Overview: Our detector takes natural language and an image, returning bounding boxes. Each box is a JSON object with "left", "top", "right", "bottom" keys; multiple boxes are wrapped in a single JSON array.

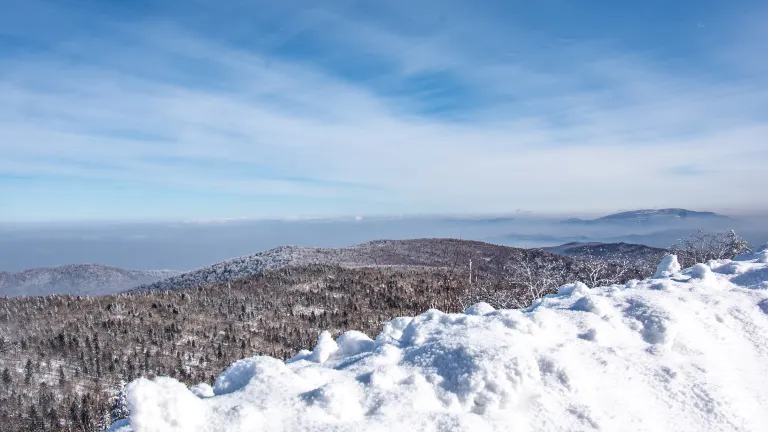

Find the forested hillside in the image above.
[
  {"left": 132, "top": 239, "right": 551, "bottom": 292},
  {"left": 0, "top": 238, "right": 680, "bottom": 431},
  {"left": 1, "top": 265, "right": 470, "bottom": 431},
  {"left": 0, "top": 265, "right": 181, "bottom": 297},
  {"left": 112, "top": 247, "right": 768, "bottom": 432},
  {"left": 0, "top": 253, "right": 644, "bottom": 431}
]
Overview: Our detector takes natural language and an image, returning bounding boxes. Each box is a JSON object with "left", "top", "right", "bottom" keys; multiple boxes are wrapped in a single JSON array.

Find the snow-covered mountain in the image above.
[
  {"left": 111, "top": 246, "right": 768, "bottom": 432},
  {"left": 563, "top": 208, "right": 728, "bottom": 225},
  {"left": 0, "top": 264, "right": 182, "bottom": 297},
  {"left": 544, "top": 241, "right": 668, "bottom": 261},
  {"left": 133, "top": 239, "right": 551, "bottom": 293}
]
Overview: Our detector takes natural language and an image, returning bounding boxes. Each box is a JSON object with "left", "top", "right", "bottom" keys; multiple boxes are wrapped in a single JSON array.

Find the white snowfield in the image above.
[{"left": 111, "top": 246, "right": 768, "bottom": 432}]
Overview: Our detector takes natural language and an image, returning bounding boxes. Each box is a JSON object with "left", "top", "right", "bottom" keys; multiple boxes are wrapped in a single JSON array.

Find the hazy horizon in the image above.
[
  {"left": 3, "top": 211, "right": 767, "bottom": 272},
  {"left": 2, "top": 206, "right": 768, "bottom": 226},
  {"left": 2, "top": 2, "right": 768, "bottom": 431},
  {"left": 3, "top": 0, "right": 768, "bottom": 221},
  {"left": 2, "top": 0, "right": 766, "bottom": 268}
]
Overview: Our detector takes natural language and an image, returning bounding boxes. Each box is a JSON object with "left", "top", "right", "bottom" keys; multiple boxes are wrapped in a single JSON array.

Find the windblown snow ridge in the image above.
[{"left": 112, "top": 246, "right": 768, "bottom": 432}]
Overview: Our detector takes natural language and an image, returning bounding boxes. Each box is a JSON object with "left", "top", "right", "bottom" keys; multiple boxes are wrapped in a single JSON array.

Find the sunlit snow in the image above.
[{"left": 111, "top": 246, "right": 768, "bottom": 432}]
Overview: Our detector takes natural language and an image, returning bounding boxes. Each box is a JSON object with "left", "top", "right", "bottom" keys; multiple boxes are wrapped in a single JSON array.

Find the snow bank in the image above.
[{"left": 111, "top": 253, "right": 768, "bottom": 432}]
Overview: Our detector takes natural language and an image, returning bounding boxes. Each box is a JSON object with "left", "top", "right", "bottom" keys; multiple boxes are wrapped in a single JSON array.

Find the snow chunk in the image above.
[
  {"left": 686, "top": 263, "right": 715, "bottom": 281},
  {"left": 375, "top": 316, "right": 413, "bottom": 345},
  {"left": 464, "top": 302, "right": 496, "bottom": 315},
  {"left": 557, "top": 281, "right": 589, "bottom": 297},
  {"left": 307, "top": 331, "right": 338, "bottom": 363},
  {"left": 286, "top": 349, "right": 312, "bottom": 363},
  {"left": 188, "top": 383, "right": 214, "bottom": 398},
  {"left": 213, "top": 356, "right": 291, "bottom": 395},
  {"left": 333, "top": 331, "right": 375, "bottom": 359},
  {"left": 653, "top": 254, "right": 681, "bottom": 278},
  {"left": 126, "top": 377, "right": 207, "bottom": 431},
  {"left": 571, "top": 294, "right": 610, "bottom": 316},
  {"left": 113, "top": 254, "right": 768, "bottom": 432}
]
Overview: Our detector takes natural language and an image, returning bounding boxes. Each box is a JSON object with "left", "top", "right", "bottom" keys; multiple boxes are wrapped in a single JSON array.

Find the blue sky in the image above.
[{"left": 1, "top": 0, "right": 767, "bottom": 221}]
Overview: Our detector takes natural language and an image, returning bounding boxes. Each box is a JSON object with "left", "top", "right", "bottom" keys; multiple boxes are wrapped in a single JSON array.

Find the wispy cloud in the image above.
[{"left": 1, "top": 0, "right": 767, "bottom": 220}]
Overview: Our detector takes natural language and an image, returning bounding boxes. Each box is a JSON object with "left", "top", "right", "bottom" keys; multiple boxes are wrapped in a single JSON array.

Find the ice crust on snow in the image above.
[{"left": 112, "top": 254, "right": 768, "bottom": 432}]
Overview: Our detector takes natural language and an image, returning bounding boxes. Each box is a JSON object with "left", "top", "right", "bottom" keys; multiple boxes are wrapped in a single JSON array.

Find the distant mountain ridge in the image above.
[
  {"left": 0, "top": 264, "right": 182, "bottom": 297},
  {"left": 544, "top": 241, "right": 668, "bottom": 263},
  {"left": 563, "top": 208, "right": 728, "bottom": 225}
]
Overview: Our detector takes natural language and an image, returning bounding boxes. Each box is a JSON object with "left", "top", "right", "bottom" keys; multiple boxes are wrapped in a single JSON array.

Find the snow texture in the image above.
[{"left": 111, "top": 253, "right": 768, "bottom": 432}]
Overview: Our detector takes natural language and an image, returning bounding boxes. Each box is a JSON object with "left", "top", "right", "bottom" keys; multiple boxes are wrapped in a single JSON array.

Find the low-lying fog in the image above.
[{"left": 1, "top": 214, "right": 766, "bottom": 272}]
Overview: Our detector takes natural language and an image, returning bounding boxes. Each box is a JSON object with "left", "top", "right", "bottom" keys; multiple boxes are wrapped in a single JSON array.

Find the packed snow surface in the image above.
[{"left": 112, "top": 247, "right": 768, "bottom": 431}]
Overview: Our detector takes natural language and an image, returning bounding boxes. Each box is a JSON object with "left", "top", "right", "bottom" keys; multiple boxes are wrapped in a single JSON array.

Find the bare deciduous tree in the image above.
[
  {"left": 460, "top": 250, "right": 573, "bottom": 310},
  {"left": 670, "top": 230, "right": 751, "bottom": 268},
  {"left": 506, "top": 250, "right": 570, "bottom": 301},
  {"left": 574, "top": 250, "right": 637, "bottom": 288}
]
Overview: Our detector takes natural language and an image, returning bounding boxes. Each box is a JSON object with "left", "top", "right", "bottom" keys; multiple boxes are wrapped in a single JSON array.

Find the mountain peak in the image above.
[{"left": 563, "top": 208, "right": 728, "bottom": 224}]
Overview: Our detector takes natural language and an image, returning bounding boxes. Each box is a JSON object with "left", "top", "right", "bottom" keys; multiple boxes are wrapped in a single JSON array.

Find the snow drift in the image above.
[{"left": 111, "top": 247, "right": 768, "bottom": 432}]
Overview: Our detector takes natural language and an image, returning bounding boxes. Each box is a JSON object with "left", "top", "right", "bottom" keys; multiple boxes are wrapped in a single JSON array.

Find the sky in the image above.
[{"left": 1, "top": 0, "right": 767, "bottom": 222}]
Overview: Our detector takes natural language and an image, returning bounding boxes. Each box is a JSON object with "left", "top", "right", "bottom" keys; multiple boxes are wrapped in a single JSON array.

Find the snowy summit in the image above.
[{"left": 111, "top": 246, "right": 768, "bottom": 432}]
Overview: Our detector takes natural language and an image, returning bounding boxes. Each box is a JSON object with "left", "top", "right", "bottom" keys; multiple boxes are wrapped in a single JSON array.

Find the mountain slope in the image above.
[
  {"left": 0, "top": 264, "right": 181, "bottom": 297},
  {"left": 544, "top": 241, "right": 668, "bottom": 262},
  {"left": 112, "top": 248, "right": 768, "bottom": 432},
  {"left": 134, "top": 239, "right": 565, "bottom": 293},
  {"left": 563, "top": 208, "right": 728, "bottom": 225}
]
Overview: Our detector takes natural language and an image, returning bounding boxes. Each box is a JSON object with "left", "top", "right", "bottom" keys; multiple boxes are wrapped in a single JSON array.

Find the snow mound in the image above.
[
  {"left": 112, "top": 254, "right": 768, "bottom": 432},
  {"left": 653, "top": 254, "right": 681, "bottom": 278}
]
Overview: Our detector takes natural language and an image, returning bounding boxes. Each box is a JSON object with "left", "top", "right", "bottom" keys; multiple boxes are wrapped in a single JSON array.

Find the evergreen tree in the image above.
[
  {"left": 79, "top": 394, "right": 92, "bottom": 431},
  {"left": 46, "top": 407, "right": 59, "bottom": 430},
  {"left": 97, "top": 405, "right": 112, "bottom": 431},
  {"left": 727, "top": 230, "right": 751, "bottom": 257},
  {"left": 26, "top": 404, "right": 42, "bottom": 432},
  {"left": 109, "top": 381, "right": 130, "bottom": 423},
  {"left": 2, "top": 367, "right": 11, "bottom": 385},
  {"left": 24, "top": 360, "right": 33, "bottom": 385},
  {"left": 68, "top": 400, "right": 80, "bottom": 429},
  {"left": 58, "top": 365, "right": 66, "bottom": 387}
]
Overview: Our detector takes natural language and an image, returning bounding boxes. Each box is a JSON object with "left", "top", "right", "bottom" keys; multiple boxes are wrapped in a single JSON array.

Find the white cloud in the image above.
[{"left": 1, "top": 2, "right": 767, "bottom": 218}]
